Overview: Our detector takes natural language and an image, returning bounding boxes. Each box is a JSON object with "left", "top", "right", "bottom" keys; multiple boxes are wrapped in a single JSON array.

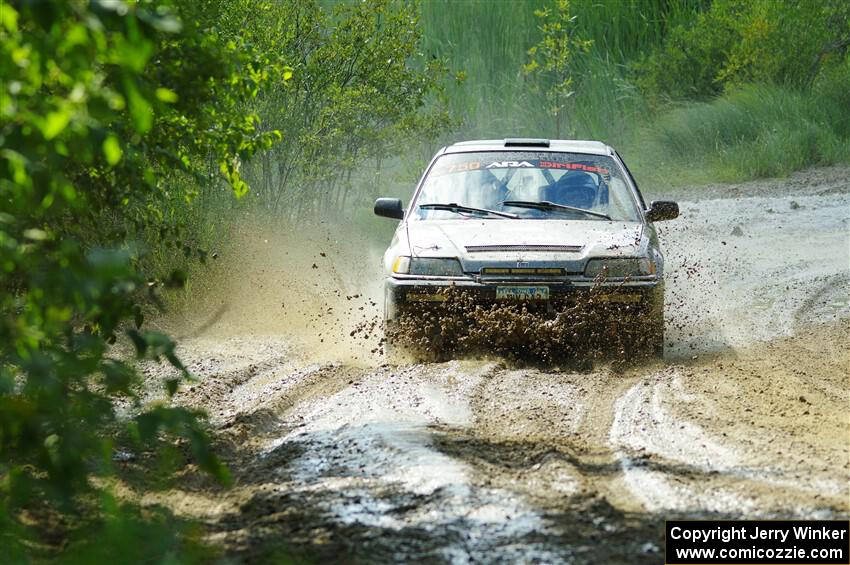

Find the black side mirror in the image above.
[
  {"left": 374, "top": 198, "right": 404, "bottom": 220},
  {"left": 645, "top": 200, "right": 679, "bottom": 222}
]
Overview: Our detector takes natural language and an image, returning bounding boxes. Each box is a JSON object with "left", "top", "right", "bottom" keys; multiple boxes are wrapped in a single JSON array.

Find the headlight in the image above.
[
  {"left": 392, "top": 256, "right": 464, "bottom": 277},
  {"left": 392, "top": 256, "right": 411, "bottom": 274},
  {"left": 584, "top": 258, "right": 654, "bottom": 278}
]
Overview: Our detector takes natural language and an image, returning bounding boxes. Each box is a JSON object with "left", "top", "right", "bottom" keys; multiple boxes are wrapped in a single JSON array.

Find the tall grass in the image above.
[
  {"left": 419, "top": 0, "right": 704, "bottom": 144},
  {"left": 636, "top": 64, "right": 850, "bottom": 186},
  {"left": 420, "top": 0, "right": 544, "bottom": 138},
  {"left": 570, "top": 0, "right": 705, "bottom": 145},
  {"left": 572, "top": 0, "right": 705, "bottom": 62}
]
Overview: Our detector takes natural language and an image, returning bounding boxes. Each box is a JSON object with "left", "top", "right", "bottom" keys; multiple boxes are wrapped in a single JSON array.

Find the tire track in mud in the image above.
[
  {"left": 434, "top": 365, "right": 657, "bottom": 558},
  {"left": 607, "top": 333, "right": 848, "bottom": 518},
  {"left": 794, "top": 272, "right": 850, "bottom": 328},
  {"left": 253, "top": 361, "right": 670, "bottom": 563},
  {"left": 660, "top": 191, "right": 850, "bottom": 354},
  {"left": 267, "top": 361, "right": 574, "bottom": 563},
  {"left": 610, "top": 370, "right": 762, "bottom": 515},
  {"left": 454, "top": 365, "right": 639, "bottom": 506}
]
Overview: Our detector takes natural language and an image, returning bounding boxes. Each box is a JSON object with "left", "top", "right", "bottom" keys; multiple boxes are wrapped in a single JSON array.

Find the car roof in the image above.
[{"left": 442, "top": 139, "right": 613, "bottom": 156}]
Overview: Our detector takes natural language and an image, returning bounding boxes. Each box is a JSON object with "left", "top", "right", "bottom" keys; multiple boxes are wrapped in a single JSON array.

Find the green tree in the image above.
[
  {"left": 227, "top": 0, "right": 451, "bottom": 213},
  {"left": 720, "top": 0, "right": 850, "bottom": 88},
  {"left": 635, "top": 0, "right": 850, "bottom": 100},
  {"left": 524, "top": 0, "right": 593, "bottom": 138},
  {"left": 0, "top": 0, "right": 283, "bottom": 555}
]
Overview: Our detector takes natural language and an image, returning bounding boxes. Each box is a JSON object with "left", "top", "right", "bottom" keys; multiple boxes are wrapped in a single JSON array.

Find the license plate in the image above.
[{"left": 496, "top": 286, "right": 550, "bottom": 300}]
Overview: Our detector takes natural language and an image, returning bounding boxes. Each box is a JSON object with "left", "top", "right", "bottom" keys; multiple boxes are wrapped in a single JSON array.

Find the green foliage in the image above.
[
  {"left": 227, "top": 0, "right": 451, "bottom": 212},
  {"left": 635, "top": 65, "right": 850, "bottom": 185},
  {"left": 56, "top": 493, "right": 219, "bottom": 564},
  {"left": 419, "top": 0, "right": 702, "bottom": 142},
  {"left": 0, "top": 0, "right": 283, "bottom": 555},
  {"left": 570, "top": 0, "right": 707, "bottom": 63},
  {"left": 632, "top": 1, "right": 738, "bottom": 100},
  {"left": 720, "top": 0, "right": 850, "bottom": 88},
  {"left": 419, "top": 0, "right": 543, "bottom": 138},
  {"left": 635, "top": 0, "right": 850, "bottom": 100},
  {"left": 626, "top": 0, "right": 850, "bottom": 184},
  {"left": 524, "top": 0, "right": 593, "bottom": 137}
]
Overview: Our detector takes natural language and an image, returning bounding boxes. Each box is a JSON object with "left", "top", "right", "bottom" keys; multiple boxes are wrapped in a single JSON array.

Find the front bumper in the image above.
[{"left": 384, "top": 275, "right": 662, "bottom": 321}]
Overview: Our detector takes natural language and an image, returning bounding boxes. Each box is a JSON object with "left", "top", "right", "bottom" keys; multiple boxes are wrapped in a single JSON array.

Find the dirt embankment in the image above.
[{"left": 134, "top": 167, "right": 850, "bottom": 563}]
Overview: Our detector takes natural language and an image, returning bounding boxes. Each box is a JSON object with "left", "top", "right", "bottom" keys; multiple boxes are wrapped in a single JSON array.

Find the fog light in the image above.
[
  {"left": 409, "top": 257, "right": 464, "bottom": 277},
  {"left": 584, "top": 258, "right": 653, "bottom": 278}
]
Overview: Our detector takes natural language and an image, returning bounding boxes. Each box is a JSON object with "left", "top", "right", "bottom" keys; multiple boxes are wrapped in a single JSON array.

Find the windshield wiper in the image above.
[
  {"left": 502, "top": 200, "right": 612, "bottom": 221},
  {"left": 418, "top": 203, "right": 518, "bottom": 219}
]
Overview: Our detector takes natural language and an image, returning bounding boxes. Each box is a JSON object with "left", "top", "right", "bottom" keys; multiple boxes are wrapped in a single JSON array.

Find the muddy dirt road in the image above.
[{"left": 140, "top": 167, "right": 849, "bottom": 563}]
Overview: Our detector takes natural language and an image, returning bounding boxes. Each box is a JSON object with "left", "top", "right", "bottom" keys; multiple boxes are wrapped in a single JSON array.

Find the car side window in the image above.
[
  {"left": 614, "top": 150, "right": 647, "bottom": 210},
  {"left": 608, "top": 178, "right": 639, "bottom": 221}
]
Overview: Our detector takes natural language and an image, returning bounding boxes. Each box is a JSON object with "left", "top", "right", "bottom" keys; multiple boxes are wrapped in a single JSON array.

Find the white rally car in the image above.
[{"left": 374, "top": 138, "right": 679, "bottom": 356}]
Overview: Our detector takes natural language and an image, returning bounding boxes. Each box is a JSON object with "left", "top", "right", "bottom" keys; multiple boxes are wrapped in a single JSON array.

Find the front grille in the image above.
[
  {"left": 479, "top": 267, "right": 566, "bottom": 276},
  {"left": 465, "top": 244, "right": 583, "bottom": 253}
]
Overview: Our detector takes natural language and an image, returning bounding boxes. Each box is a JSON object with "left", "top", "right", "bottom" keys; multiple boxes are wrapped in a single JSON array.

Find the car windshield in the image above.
[{"left": 410, "top": 151, "right": 641, "bottom": 222}]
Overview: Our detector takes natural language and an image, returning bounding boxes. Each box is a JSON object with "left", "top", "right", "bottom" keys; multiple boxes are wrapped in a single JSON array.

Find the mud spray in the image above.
[
  {"left": 171, "top": 212, "right": 664, "bottom": 368},
  {"left": 167, "top": 211, "right": 388, "bottom": 366}
]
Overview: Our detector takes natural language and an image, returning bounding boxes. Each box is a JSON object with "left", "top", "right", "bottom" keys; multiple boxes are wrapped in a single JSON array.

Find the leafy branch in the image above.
[{"left": 524, "top": 0, "right": 593, "bottom": 138}]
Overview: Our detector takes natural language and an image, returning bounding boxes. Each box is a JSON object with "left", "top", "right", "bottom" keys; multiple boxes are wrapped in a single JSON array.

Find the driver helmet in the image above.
[{"left": 547, "top": 172, "right": 598, "bottom": 209}]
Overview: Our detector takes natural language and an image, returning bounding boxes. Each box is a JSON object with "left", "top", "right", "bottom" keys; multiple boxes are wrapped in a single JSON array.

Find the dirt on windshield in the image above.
[{"left": 132, "top": 166, "right": 850, "bottom": 563}]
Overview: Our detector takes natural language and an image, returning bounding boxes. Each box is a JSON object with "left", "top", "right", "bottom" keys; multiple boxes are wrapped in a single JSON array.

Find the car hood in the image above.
[{"left": 400, "top": 219, "right": 648, "bottom": 273}]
